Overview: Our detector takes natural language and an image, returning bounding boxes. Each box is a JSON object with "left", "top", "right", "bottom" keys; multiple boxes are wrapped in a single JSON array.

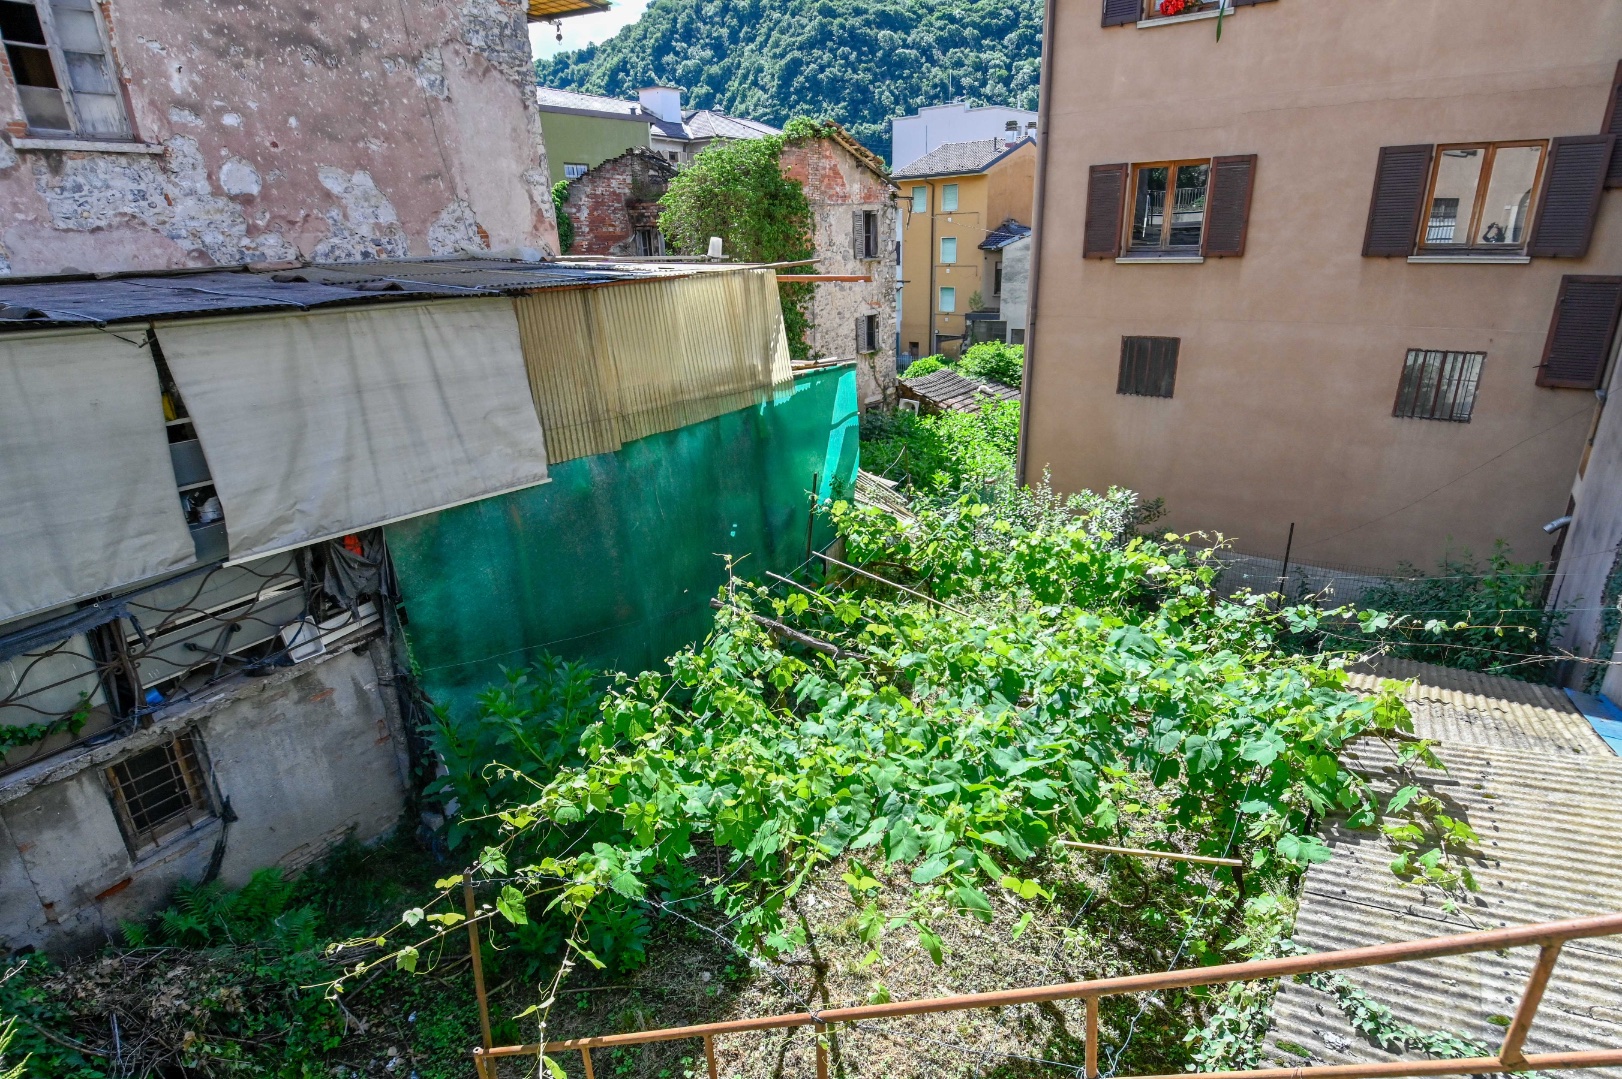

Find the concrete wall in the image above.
[
  {"left": 1025, "top": 0, "right": 1621, "bottom": 573},
  {"left": 1002, "top": 234, "right": 1031, "bottom": 339},
  {"left": 780, "top": 136, "right": 898, "bottom": 408},
  {"left": 562, "top": 147, "right": 675, "bottom": 256},
  {"left": 0, "top": 0, "right": 558, "bottom": 275},
  {"left": 540, "top": 112, "right": 653, "bottom": 185},
  {"left": 892, "top": 103, "right": 1038, "bottom": 172},
  {"left": 0, "top": 639, "right": 407, "bottom": 954}
]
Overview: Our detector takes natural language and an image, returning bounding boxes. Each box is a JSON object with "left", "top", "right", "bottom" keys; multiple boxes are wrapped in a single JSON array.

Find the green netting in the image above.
[{"left": 386, "top": 366, "right": 859, "bottom": 715}]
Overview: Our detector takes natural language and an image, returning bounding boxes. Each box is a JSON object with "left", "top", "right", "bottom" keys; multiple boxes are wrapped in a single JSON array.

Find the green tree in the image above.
[
  {"left": 552, "top": 180, "right": 574, "bottom": 255},
  {"left": 659, "top": 133, "right": 815, "bottom": 359}
]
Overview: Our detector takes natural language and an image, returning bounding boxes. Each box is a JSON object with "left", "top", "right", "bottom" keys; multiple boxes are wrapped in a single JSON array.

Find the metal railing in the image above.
[{"left": 472, "top": 912, "right": 1622, "bottom": 1079}]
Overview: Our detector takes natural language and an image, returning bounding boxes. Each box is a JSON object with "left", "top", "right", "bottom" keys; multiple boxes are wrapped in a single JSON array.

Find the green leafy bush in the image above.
[
  {"left": 900, "top": 354, "right": 947, "bottom": 378},
  {"left": 956, "top": 341, "right": 1023, "bottom": 387},
  {"left": 1355, "top": 544, "right": 1565, "bottom": 681},
  {"left": 859, "top": 398, "right": 1018, "bottom": 493},
  {"left": 553, "top": 180, "right": 574, "bottom": 254}
]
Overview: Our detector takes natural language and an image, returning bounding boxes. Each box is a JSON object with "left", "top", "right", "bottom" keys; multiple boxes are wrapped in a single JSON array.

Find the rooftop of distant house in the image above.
[
  {"left": 891, "top": 137, "right": 1034, "bottom": 180},
  {"left": 980, "top": 219, "right": 1031, "bottom": 250},
  {"left": 535, "top": 85, "right": 781, "bottom": 144},
  {"left": 535, "top": 87, "right": 653, "bottom": 121}
]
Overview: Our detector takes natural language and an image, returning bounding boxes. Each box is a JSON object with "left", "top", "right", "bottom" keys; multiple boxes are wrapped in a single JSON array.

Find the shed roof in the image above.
[
  {"left": 898, "top": 368, "right": 1020, "bottom": 412},
  {"left": 891, "top": 137, "right": 1033, "bottom": 180},
  {"left": 980, "top": 219, "right": 1031, "bottom": 250},
  {"left": 0, "top": 259, "right": 683, "bottom": 333}
]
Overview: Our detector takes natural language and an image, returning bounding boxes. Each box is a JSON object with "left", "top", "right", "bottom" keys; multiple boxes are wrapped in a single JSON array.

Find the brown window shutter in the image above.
[
  {"left": 1538, "top": 275, "right": 1622, "bottom": 389},
  {"left": 1202, "top": 154, "right": 1256, "bottom": 257},
  {"left": 1527, "top": 134, "right": 1614, "bottom": 258},
  {"left": 1362, "top": 144, "right": 1432, "bottom": 257},
  {"left": 1602, "top": 60, "right": 1622, "bottom": 188},
  {"left": 853, "top": 210, "right": 865, "bottom": 258},
  {"left": 1102, "top": 0, "right": 1138, "bottom": 26},
  {"left": 1083, "top": 163, "right": 1129, "bottom": 258}
]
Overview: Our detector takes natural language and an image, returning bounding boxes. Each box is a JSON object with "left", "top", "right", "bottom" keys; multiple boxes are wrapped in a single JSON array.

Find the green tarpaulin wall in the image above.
[{"left": 386, "top": 366, "right": 859, "bottom": 714}]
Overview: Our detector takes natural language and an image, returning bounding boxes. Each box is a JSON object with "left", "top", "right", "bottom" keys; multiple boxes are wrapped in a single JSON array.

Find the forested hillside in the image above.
[{"left": 533, "top": 0, "right": 1043, "bottom": 161}]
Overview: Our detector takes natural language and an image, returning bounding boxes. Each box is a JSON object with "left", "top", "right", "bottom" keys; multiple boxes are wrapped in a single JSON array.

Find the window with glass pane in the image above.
[
  {"left": 1421, "top": 143, "right": 1544, "bottom": 250},
  {"left": 939, "top": 286, "right": 956, "bottom": 313},
  {"left": 941, "top": 184, "right": 959, "bottom": 212},
  {"left": 939, "top": 236, "right": 957, "bottom": 263},
  {"left": 911, "top": 186, "right": 927, "bottom": 213},
  {"left": 0, "top": 0, "right": 129, "bottom": 137},
  {"left": 1129, "top": 161, "right": 1208, "bottom": 252},
  {"left": 1392, "top": 349, "right": 1484, "bottom": 422}
]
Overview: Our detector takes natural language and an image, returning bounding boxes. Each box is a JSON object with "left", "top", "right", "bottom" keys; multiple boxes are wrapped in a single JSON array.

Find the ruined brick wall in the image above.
[
  {"left": 562, "top": 147, "right": 675, "bottom": 256},
  {"left": 779, "top": 137, "right": 897, "bottom": 409},
  {"left": 0, "top": 0, "right": 558, "bottom": 275}
]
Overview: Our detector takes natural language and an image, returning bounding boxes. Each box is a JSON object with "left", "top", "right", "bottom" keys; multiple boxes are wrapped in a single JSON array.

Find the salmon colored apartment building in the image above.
[{"left": 1021, "top": 0, "right": 1622, "bottom": 575}]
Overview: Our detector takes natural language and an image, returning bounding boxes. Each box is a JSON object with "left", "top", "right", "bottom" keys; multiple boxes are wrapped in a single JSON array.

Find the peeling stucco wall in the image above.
[
  {"left": 0, "top": 0, "right": 557, "bottom": 275},
  {"left": 780, "top": 137, "right": 898, "bottom": 409}
]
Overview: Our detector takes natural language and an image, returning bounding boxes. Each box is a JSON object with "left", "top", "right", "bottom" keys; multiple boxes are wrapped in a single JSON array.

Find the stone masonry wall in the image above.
[
  {"left": 780, "top": 137, "right": 897, "bottom": 409},
  {"left": 0, "top": 0, "right": 558, "bottom": 275},
  {"left": 562, "top": 147, "right": 676, "bottom": 256}
]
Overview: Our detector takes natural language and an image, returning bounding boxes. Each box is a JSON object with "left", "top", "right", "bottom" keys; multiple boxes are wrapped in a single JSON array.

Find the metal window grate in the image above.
[
  {"left": 1117, "top": 336, "right": 1179, "bottom": 398},
  {"left": 106, "top": 733, "right": 211, "bottom": 850},
  {"left": 1393, "top": 349, "right": 1484, "bottom": 422}
]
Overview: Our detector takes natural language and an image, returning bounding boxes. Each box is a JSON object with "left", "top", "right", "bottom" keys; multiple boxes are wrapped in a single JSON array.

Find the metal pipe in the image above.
[
  {"left": 1128, "top": 1049, "right": 1622, "bottom": 1079},
  {"left": 810, "top": 550, "right": 972, "bottom": 618},
  {"left": 1500, "top": 941, "right": 1562, "bottom": 1065},
  {"left": 484, "top": 912, "right": 1622, "bottom": 1056},
  {"left": 1015, "top": 0, "right": 1058, "bottom": 486},
  {"left": 464, "top": 872, "right": 494, "bottom": 1054},
  {"left": 1058, "top": 839, "right": 1243, "bottom": 868}
]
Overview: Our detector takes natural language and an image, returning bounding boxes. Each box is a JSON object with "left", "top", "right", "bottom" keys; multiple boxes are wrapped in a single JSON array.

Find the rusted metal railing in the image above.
[{"left": 470, "top": 911, "right": 1622, "bottom": 1079}]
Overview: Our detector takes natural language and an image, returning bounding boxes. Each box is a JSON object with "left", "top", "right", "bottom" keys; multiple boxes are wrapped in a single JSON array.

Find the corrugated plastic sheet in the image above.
[
  {"left": 1265, "top": 663, "right": 1622, "bottom": 1077},
  {"left": 385, "top": 366, "right": 859, "bottom": 715},
  {"left": 514, "top": 267, "right": 796, "bottom": 464}
]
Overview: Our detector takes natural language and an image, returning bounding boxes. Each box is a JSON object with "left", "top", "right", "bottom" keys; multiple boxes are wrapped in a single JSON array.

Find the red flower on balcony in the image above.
[{"left": 1157, "top": 0, "right": 1189, "bottom": 13}]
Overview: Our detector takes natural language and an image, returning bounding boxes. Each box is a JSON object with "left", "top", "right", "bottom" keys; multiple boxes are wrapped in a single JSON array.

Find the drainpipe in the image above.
[
  {"left": 1016, "top": 0, "right": 1058, "bottom": 487},
  {"left": 928, "top": 179, "right": 938, "bottom": 356}
]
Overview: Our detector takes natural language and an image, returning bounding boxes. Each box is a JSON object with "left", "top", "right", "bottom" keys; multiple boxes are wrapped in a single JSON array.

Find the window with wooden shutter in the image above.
[
  {"left": 1602, "top": 60, "right": 1622, "bottom": 189},
  {"left": 1084, "top": 163, "right": 1129, "bottom": 258},
  {"left": 1537, "top": 275, "right": 1622, "bottom": 389},
  {"left": 1118, "top": 336, "right": 1179, "bottom": 398},
  {"left": 1362, "top": 144, "right": 1433, "bottom": 257},
  {"left": 1101, "top": 0, "right": 1138, "bottom": 26},
  {"left": 1202, "top": 154, "right": 1256, "bottom": 257},
  {"left": 1527, "top": 135, "right": 1614, "bottom": 258},
  {"left": 853, "top": 210, "right": 865, "bottom": 259}
]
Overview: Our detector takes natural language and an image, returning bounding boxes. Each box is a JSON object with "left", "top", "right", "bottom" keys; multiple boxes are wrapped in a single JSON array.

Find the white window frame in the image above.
[
  {"left": 939, "top": 236, "right": 957, "bottom": 264},
  {"left": 941, "top": 184, "right": 959, "bottom": 212},
  {"left": 1, "top": 0, "right": 131, "bottom": 139},
  {"left": 939, "top": 286, "right": 956, "bottom": 313},
  {"left": 911, "top": 186, "right": 928, "bottom": 213},
  {"left": 563, "top": 162, "right": 589, "bottom": 180}
]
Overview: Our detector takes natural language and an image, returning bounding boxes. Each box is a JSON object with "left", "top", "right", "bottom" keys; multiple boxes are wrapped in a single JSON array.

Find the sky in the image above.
[{"left": 528, "top": 0, "right": 652, "bottom": 61}]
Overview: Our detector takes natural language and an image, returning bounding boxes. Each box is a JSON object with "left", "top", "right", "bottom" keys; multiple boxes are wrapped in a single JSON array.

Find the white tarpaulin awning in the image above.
[
  {"left": 154, "top": 299, "right": 549, "bottom": 562},
  {"left": 0, "top": 328, "right": 198, "bottom": 624}
]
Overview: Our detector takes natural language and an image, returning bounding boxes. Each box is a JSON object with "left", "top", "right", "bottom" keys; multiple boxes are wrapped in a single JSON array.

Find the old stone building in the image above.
[
  {"left": 0, "top": 0, "right": 560, "bottom": 275},
  {"left": 781, "top": 128, "right": 899, "bottom": 409},
  {"left": 561, "top": 146, "right": 677, "bottom": 256}
]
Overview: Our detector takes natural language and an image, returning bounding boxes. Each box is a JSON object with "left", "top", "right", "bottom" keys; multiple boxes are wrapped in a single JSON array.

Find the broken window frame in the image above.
[{"left": 0, "top": 0, "right": 133, "bottom": 139}]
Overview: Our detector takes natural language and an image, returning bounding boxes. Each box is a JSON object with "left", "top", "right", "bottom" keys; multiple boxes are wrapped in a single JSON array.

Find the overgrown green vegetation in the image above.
[
  {"left": 658, "top": 131, "right": 815, "bottom": 359},
  {"left": 903, "top": 342, "right": 1023, "bottom": 388},
  {"left": 553, "top": 180, "right": 575, "bottom": 254},
  {"left": 859, "top": 398, "right": 1019, "bottom": 493},
  {"left": 534, "top": 0, "right": 1043, "bottom": 161}
]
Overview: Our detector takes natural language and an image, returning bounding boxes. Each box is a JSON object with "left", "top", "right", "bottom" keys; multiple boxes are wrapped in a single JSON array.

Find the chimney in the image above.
[
  {"left": 638, "top": 86, "right": 682, "bottom": 124},
  {"left": 1005, "top": 119, "right": 1018, "bottom": 133}
]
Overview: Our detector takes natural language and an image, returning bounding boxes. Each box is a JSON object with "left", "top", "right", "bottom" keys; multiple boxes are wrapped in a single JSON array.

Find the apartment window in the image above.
[
  {"left": 106, "top": 733, "right": 213, "bottom": 853},
  {"left": 1393, "top": 349, "right": 1483, "bottom": 421},
  {"left": 1118, "top": 336, "right": 1178, "bottom": 398},
  {"left": 939, "top": 286, "right": 956, "bottom": 313},
  {"left": 908, "top": 340, "right": 920, "bottom": 355},
  {"left": 939, "top": 236, "right": 957, "bottom": 264},
  {"left": 1, "top": 0, "right": 130, "bottom": 138},
  {"left": 1130, "top": 160, "right": 1209, "bottom": 252},
  {"left": 563, "top": 162, "right": 589, "bottom": 180},
  {"left": 941, "top": 183, "right": 959, "bottom": 212},
  {"left": 856, "top": 209, "right": 879, "bottom": 259},
  {"left": 634, "top": 229, "right": 664, "bottom": 256},
  {"left": 993, "top": 261, "right": 1003, "bottom": 295},
  {"left": 859, "top": 313, "right": 879, "bottom": 353},
  {"left": 911, "top": 186, "right": 927, "bottom": 213},
  {"left": 1421, "top": 143, "right": 1546, "bottom": 249}
]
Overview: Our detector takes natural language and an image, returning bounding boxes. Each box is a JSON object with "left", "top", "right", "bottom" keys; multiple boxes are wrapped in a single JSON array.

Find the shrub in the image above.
[
  {"left": 900, "top": 354, "right": 948, "bottom": 378},
  {"left": 552, "top": 180, "right": 574, "bottom": 255},
  {"left": 859, "top": 399, "right": 1019, "bottom": 493},
  {"left": 957, "top": 341, "right": 1023, "bottom": 387}
]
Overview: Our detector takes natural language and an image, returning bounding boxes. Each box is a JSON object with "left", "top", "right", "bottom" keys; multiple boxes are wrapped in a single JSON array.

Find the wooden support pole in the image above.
[
  {"left": 464, "top": 872, "right": 494, "bottom": 1054},
  {"left": 704, "top": 1034, "right": 719, "bottom": 1079},
  {"left": 580, "top": 1047, "right": 596, "bottom": 1079},
  {"left": 1058, "top": 839, "right": 1243, "bottom": 868},
  {"left": 1086, "top": 996, "right": 1100, "bottom": 1079},
  {"left": 814, "top": 1023, "right": 829, "bottom": 1079},
  {"left": 776, "top": 274, "right": 872, "bottom": 282}
]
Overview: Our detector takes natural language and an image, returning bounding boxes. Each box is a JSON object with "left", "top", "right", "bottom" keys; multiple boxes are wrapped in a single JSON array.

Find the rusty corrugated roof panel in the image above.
[{"left": 1265, "top": 662, "right": 1622, "bottom": 1078}]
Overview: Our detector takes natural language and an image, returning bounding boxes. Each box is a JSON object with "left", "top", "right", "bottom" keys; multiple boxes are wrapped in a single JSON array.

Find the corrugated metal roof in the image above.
[
  {"left": 0, "top": 259, "right": 677, "bottom": 333},
  {"left": 898, "top": 369, "right": 1020, "bottom": 413},
  {"left": 1266, "top": 661, "right": 1622, "bottom": 1078}
]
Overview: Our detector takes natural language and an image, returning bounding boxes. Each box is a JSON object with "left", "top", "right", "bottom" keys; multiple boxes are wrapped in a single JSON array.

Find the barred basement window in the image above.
[
  {"left": 1118, "top": 336, "right": 1179, "bottom": 398},
  {"left": 106, "top": 733, "right": 213, "bottom": 853},
  {"left": 1393, "top": 349, "right": 1484, "bottom": 422}
]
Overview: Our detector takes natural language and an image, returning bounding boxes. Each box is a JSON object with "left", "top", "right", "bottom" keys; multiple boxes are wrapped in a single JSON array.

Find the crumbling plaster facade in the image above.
[
  {"left": 0, "top": 639, "right": 409, "bottom": 954},
  {"left": 0, "top": 0, "right": 558, "bottom": 276},
  {"left": 780, "top": 135, "right": 898, "bottom": 409},
  {"left": 562, "top": 146, "right": 675, "bottom": 256}
]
